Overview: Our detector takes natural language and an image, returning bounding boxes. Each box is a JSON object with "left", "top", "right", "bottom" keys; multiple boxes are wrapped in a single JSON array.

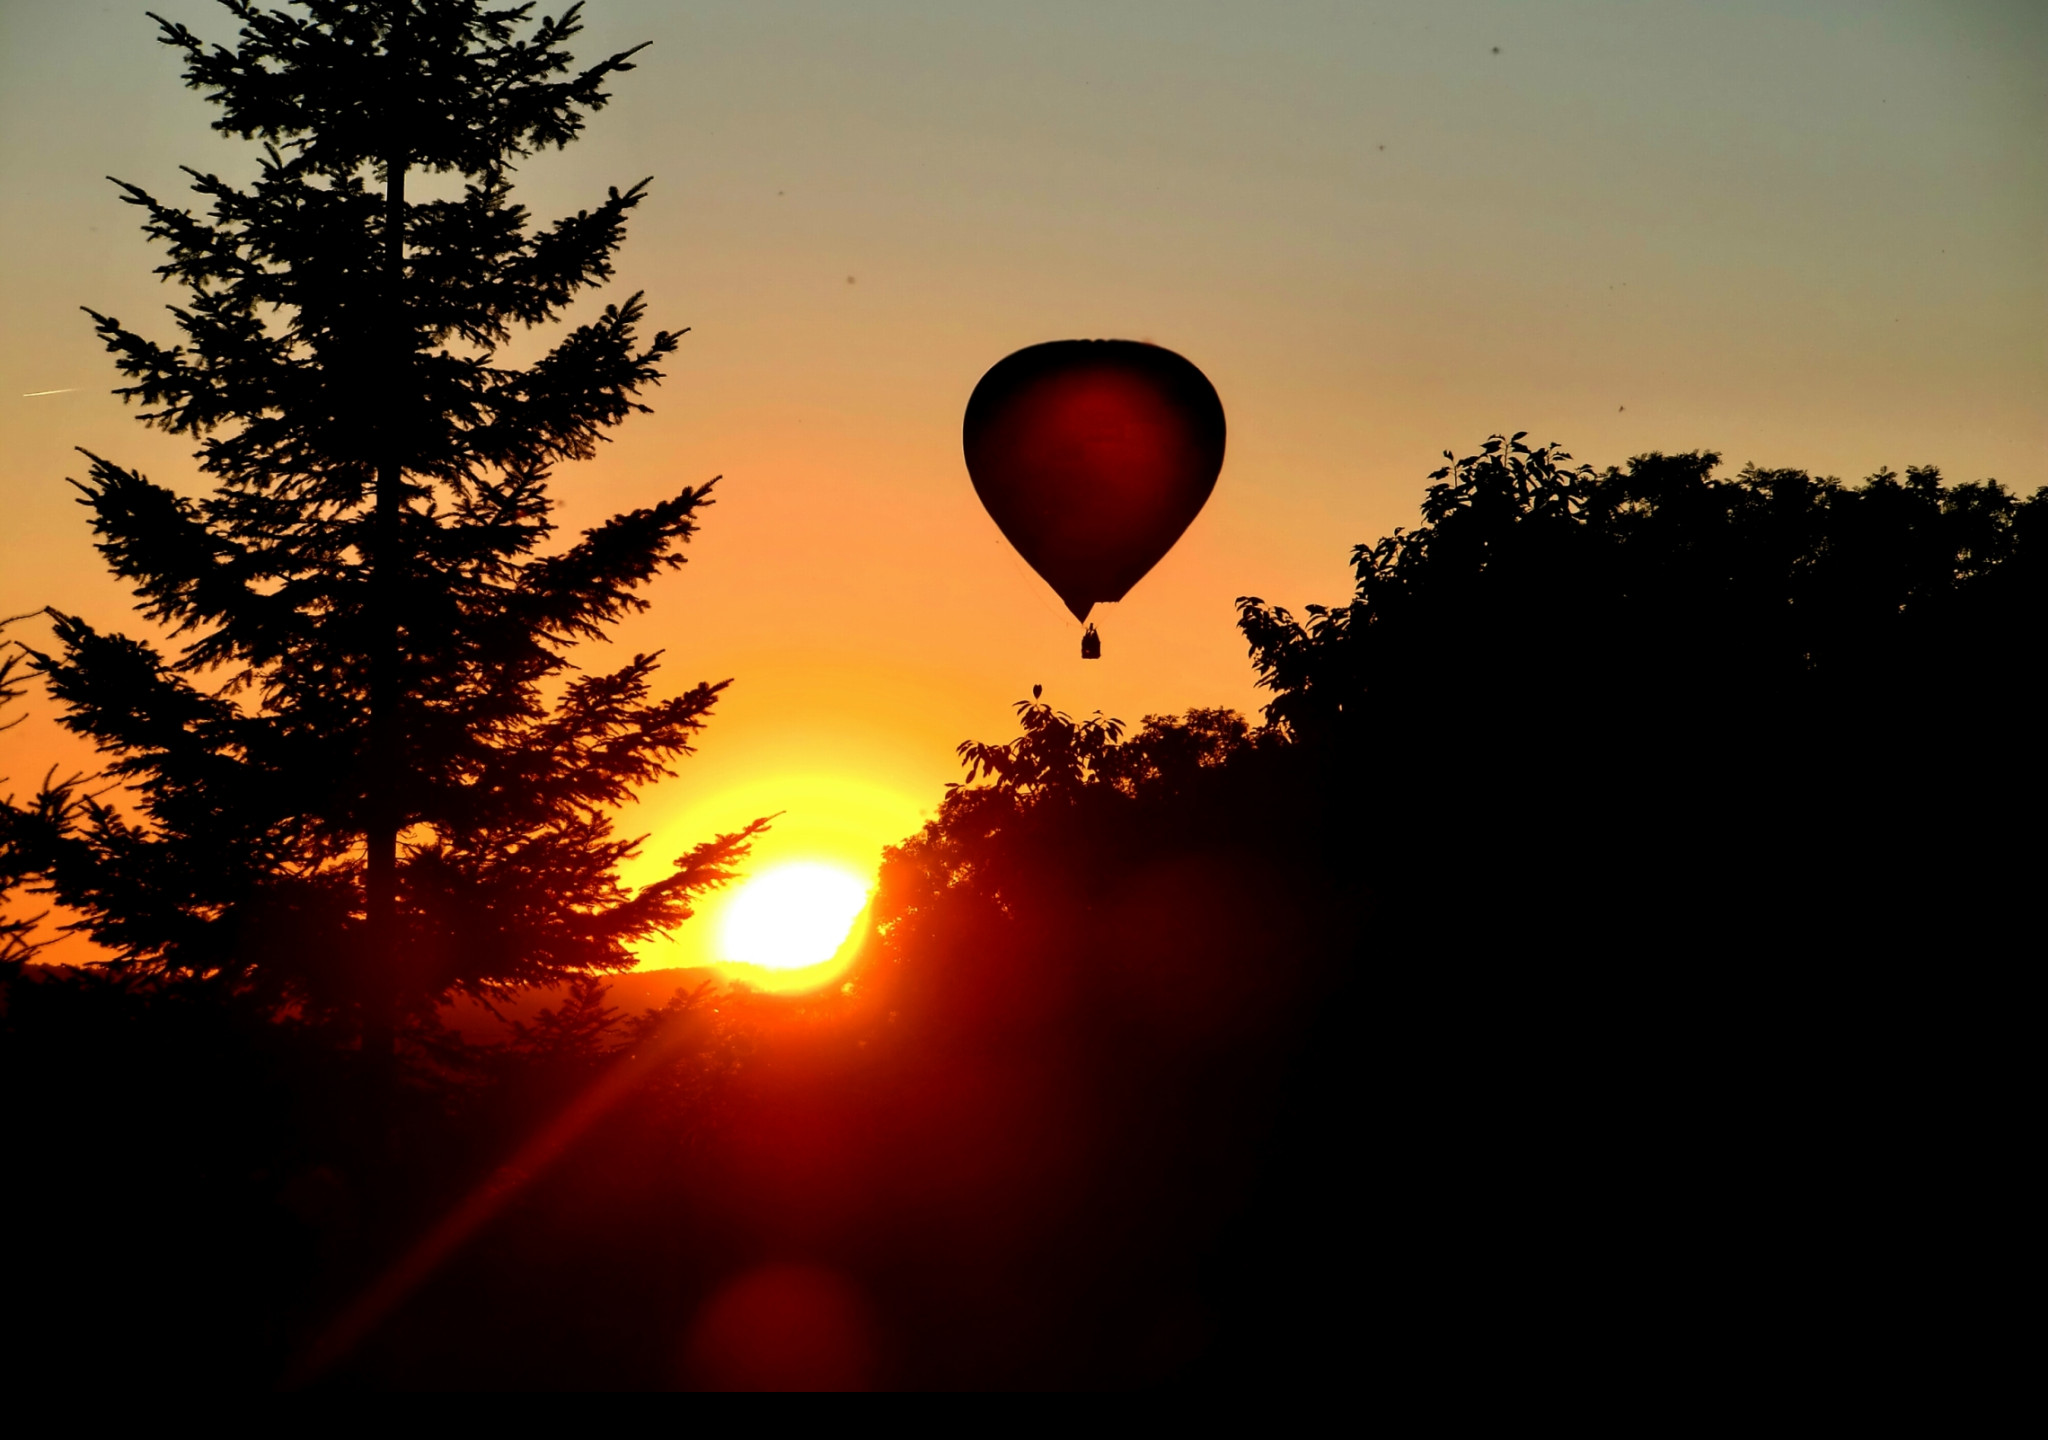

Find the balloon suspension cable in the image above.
[{"left": 1081, "top": 623, "right": 1101, "bottom": 660}]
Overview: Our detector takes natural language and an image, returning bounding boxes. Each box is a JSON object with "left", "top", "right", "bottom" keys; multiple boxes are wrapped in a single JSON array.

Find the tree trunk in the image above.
[{"left": 363, "top": 137, "right": 407, "bottom": 1069}]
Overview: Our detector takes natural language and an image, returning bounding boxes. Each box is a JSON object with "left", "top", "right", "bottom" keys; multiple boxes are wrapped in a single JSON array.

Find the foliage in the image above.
[
  {"left": 1238, "top": 434, "right": 2044, "bottom": 743},
  {"left": 883, "top": 698, "right": 1284, "bottom": 967},
  {"left": 855, "top": 436, "right": 2041, "bottom": 1386},
  {"left": 4, "top": 1, "right": 753, "bottom": 1026}
]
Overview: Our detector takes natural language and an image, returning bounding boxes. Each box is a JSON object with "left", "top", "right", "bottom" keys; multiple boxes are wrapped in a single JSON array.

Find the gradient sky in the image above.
[{"left": 3, "top": 1, "right": 2041, "bottom": 968}]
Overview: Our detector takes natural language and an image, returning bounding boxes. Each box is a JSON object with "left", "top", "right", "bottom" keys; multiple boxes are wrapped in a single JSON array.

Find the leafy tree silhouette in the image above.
[
  {"left": 856, "top": 435, "right": 2041, "bottom": 1388},
  {"left": 6, "top": 2, "right": 758, "bottom": 1055},
  {"left": 1241, "top": 436, "right": 2041, "bottom": 748},
  {"left": 1239, "top": 434, "right": 2042, "bottom": 955}
]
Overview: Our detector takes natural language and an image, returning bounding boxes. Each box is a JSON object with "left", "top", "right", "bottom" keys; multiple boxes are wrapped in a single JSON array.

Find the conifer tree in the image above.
[{"left": 11, "top": 1, "right": 752, "bottom": 1045}]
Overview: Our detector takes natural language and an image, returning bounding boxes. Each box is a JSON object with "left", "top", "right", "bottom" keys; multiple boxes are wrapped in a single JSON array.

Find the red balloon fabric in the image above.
[{"left": 963, "top": 340, "right": 1226, "bottom": 622}]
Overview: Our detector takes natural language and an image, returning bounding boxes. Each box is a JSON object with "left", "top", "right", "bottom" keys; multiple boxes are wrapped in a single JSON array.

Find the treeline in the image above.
[
  {"left": 7, "top": 434, "right": 2032, "bottom": 1387},
  {"left": 851, "top": 436, "right": 2041, "bottom": 1385}
]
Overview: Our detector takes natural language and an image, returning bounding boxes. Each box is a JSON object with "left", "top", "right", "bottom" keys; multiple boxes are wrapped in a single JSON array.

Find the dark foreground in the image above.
[{"left": 3, "top": 441, "right": 2034, "bottom": 1389}]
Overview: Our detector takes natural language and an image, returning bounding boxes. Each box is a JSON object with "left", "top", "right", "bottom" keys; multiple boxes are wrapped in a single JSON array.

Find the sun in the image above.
[
  {"left": 718, "top": 862, "right": 871, "bottom": 977},
  {"left": 622, "top": 771, "right": 922, "bottom": 983}
]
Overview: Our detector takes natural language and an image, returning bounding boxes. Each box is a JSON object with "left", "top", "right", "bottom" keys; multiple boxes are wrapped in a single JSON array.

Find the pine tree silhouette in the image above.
[{"left": 13, "top": 2, "right": 757, "bottom": 1051}]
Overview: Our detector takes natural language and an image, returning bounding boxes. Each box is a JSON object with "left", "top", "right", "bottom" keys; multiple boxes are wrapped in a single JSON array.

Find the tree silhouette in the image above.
[
  {"left": 1, "top": 621, "right": 43, "bottom": 965},
  {"left": 7, "top": 1, "right": 755, "bottom": 1051},
  {"left": 1238, "top": 435, "right": 2042, "bottom": 958},
  {"left": 1240, "top": 436, "right": 2042, "bottom": 749},
  {"left": 851, "top": 437, "right": 2042, "bottom": 1388}
]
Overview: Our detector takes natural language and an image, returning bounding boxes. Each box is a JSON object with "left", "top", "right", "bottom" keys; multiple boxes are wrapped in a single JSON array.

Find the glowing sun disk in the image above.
[{"left": 719, "top": 863, "right": 870, "bottom": 971}]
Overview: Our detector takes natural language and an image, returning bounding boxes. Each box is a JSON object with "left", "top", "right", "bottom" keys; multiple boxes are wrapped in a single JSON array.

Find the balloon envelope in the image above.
[{"left": 963, "top": 340, "right": 1226, "bottom": 622}]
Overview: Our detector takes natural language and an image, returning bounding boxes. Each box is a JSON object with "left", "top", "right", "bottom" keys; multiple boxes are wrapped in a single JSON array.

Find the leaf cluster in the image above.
[
  {"left": 877, "top": 702, "right": 1289, "bottom": 991},
  {"left": 1238, "top": 435, "right": 2044, "bottom": 743}
]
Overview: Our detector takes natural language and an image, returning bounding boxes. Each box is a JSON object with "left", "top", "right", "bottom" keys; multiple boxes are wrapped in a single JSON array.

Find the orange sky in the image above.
[{"left": 3, "top": 1, "right": 2042, "bottom": 970}]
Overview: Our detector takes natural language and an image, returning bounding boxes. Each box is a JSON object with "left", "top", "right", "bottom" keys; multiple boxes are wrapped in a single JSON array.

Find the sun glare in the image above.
[
  {"left": 623, "top": 772, "right": 920, "bottom": 983},
  {"left": 719, "top": 863, "right": 871, "bottom": 974}
]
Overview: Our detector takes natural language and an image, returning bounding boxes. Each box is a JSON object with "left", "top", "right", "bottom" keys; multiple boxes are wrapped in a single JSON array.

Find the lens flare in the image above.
[{"left": 719, "top": 862, "right": 870, "bottom": 972}]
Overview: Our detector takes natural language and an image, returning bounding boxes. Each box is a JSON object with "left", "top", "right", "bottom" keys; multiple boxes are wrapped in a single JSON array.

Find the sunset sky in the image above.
[{"left": 3, "top": 0, "right": 2041, "bottom": 970}]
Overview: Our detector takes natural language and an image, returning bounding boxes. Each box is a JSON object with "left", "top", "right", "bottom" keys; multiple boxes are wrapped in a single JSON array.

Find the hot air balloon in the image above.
[{"left": 963, "top": 340, "right": 1226, "bottom": 657}]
